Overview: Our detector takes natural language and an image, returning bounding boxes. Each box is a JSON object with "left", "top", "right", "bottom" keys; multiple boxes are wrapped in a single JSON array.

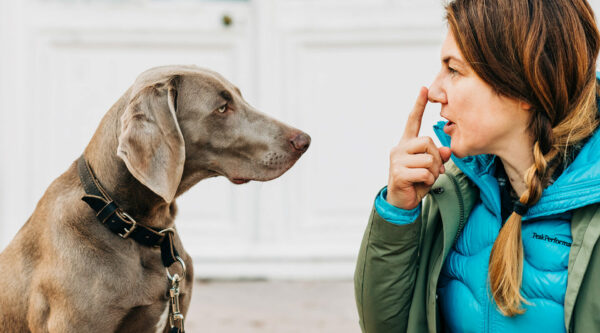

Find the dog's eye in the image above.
[{"left": 217, "top": 104, "right": 228, "bottom": 113}]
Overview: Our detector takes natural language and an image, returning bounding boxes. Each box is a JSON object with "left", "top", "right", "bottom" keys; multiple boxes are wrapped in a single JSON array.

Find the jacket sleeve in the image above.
[
  {"left": 354, "top": 193, "right": 425, "bottom": 332},
  {"left": 374, "top": 187, "right": 422, "bottom": 225}
]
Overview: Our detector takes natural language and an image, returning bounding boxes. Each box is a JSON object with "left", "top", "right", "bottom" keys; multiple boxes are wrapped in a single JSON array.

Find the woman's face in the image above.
[{"left": 428, "top": 30, "right": 532, "bottom": 158}]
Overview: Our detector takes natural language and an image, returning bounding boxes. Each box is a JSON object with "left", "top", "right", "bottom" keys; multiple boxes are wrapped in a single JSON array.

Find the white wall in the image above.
[{"left": 1, "top": 0, "right": 599, "bottom": 279}]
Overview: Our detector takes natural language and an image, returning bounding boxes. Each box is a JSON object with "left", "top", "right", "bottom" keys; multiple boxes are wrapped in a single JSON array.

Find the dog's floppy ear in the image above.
[{"left": 117, "top": 76, "right": 185, "bottom": 203}]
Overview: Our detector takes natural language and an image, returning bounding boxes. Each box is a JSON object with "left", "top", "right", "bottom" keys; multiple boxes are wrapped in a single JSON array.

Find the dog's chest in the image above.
[
  {"left": 117, "top": 274, "right": 190, "bottom": 332},
  {"left": 114, "top": 250, "right": 190, "bottom": 332},
  {"left": 115, "top": 301, "right": 169, "bottom": 332}
]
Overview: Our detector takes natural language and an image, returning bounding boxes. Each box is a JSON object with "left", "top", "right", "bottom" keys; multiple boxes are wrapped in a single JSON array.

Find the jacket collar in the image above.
[{"left": 433, "top": 111, "right": 600, "bottom": 221}]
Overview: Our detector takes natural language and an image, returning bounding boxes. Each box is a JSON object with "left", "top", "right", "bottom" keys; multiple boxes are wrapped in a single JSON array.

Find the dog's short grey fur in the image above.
[{"left": 0, "top": 65, "right": 310, "bottom": 332}]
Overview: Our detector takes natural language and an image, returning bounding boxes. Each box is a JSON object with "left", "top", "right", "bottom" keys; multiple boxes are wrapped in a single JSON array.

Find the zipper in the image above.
[
  {"left": 447, "top": 173, "right": 466, "bottom": 246},
  {"left": 486, "top": 291, "right": 491, "bottom": 333}
]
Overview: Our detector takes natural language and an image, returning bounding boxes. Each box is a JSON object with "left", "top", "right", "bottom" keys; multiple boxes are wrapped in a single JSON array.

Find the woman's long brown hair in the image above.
[{"left": 446, "top": 0, "right": 600, "bottom": 316}]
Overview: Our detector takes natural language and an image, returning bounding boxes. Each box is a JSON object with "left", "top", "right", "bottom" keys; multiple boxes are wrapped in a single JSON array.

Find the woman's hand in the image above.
[{"left": 387, "top": 87, "right": 452, "bottom": 210}]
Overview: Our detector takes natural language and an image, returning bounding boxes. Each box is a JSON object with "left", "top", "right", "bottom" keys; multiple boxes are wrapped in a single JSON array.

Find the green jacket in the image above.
[{"left": 354, "top": 162, "right": 600, "bottom": 333}]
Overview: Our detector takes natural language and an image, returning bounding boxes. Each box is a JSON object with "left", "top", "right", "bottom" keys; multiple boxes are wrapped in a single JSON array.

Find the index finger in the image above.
[{"left": 402, "top": 86, "right": 429, "bottom": 140}]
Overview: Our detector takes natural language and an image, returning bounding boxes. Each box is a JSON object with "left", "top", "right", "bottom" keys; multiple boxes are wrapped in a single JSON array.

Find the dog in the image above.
[{"left": 0, "top": 65, "right": 310, "bottom": 332}]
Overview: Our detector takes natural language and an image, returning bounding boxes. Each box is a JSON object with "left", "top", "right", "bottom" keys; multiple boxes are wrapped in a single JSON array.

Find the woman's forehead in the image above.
[{"left": 440, "top": 30, "right": 465, "bottom": 63}]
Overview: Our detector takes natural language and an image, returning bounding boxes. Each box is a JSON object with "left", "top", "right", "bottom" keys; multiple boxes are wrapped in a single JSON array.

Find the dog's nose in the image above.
[{"left": 290, "top": 132, "right": 311, "bottom": 152}]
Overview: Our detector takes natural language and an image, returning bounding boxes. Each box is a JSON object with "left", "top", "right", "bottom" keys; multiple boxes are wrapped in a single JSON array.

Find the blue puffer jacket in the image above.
[{"left": 375, "top": 96, "right": 600, "bottom": 332}]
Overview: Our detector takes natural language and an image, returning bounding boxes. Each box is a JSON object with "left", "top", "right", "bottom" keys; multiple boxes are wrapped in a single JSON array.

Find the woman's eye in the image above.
[
  {"left": 448, "top": 66, "right": 458, "bottom": 75},
  {"left": 217, "top": 104, "right": 228, "bottom": 113}
]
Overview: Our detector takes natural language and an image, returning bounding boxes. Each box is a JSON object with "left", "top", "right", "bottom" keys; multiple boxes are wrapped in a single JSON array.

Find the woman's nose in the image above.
[{"left": 428, "top": 75, "right": 447, "bottom": 104}]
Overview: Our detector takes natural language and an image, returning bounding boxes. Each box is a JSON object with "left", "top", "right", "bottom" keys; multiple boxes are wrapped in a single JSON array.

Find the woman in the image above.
[{"left": 354, "top": 0, "right": 600, "bottom": 332}]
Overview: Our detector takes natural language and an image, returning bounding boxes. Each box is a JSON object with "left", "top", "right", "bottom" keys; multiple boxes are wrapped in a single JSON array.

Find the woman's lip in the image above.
[
  {"left": 440, "top": 114, "right": 454, "bottom": 124},
  {"left": 443, "top": 121, "right": 456, "bottom": 134}
]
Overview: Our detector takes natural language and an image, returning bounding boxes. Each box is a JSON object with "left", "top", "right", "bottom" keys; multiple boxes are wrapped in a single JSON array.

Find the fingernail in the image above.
[{"left": 440, "top": 165, "right": 445, "bottom": 174}]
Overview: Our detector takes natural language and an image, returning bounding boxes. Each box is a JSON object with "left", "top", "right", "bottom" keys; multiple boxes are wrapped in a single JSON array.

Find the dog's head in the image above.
[{"left": 117, "top": 65, "right": 310, "bottom": 203}]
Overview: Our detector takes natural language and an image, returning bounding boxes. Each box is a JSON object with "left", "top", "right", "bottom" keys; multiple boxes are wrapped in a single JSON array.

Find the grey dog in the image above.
[{"left": 0, "top": 65, "right": 310, "bottom": 332}]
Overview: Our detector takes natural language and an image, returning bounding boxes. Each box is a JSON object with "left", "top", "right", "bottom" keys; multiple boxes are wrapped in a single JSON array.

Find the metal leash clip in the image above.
[
  {"left": 166, "top": 256, "right": 186, "bottom": 282},
  {"left": 168, "top": 272, "right": 185, "bottom": 333}
]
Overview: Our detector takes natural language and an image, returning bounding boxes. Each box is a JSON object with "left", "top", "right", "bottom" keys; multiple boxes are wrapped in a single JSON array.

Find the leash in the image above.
[{"left": 77, "top": 155, "right": 186, "bottom": 332}]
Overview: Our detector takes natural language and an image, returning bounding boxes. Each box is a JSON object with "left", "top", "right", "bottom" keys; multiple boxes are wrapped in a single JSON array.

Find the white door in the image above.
[{"left": 0, "top": 0, "right": 519, "bottom": 279}]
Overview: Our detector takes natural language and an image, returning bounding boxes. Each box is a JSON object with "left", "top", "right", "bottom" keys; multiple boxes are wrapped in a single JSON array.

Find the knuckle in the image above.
[
  {"left": 390, "top": 166, "right": 405, "bottom": 178},
  {"left": 413, "top": 137, "right": 425, "bottom": 147},
  {"left": 391, "top": 144, "right": 406, "bottom": 155},
  {"left": 424, "top": 154, "right": 434, "bottom": 166},
  {"left": 390, "top": 155, "right": 406, "bottom": 168},
  {"left": 419, "top": 170, "right": 431, "bottom": 182},
  {"left": 418, "top": 169, "right": 429, "bottom": 179},
  {"left": 428, "top": 174, "right": 436, "bottom": 185}
]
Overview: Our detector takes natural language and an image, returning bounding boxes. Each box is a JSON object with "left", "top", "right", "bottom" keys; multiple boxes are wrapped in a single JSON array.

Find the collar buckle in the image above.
[{"left": 118, "top": 211, "right": 137, "bottom": 238}]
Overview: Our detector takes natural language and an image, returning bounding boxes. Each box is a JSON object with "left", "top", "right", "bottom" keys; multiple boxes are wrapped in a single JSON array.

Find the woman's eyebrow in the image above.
[{"left": 442, "top": 55, "right": 465, "bottom": 65}]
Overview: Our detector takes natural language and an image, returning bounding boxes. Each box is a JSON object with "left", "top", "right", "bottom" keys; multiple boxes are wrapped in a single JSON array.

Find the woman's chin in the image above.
[
  {"left": 449, "top": 144, "right": 467, "bottom": 159},
  {"left": 451, "top": 145, "right": 483, "bottom": 159},
  {"left": 452, "top": 151, "right": 465, "bottom": 159}
]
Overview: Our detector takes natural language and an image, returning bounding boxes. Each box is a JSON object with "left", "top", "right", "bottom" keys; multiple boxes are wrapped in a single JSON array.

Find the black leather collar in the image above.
[{"left": 77, "top": 155, "right": 180, "bottom": 267}]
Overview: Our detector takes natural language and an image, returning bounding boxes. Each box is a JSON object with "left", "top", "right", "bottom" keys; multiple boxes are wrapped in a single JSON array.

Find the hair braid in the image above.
[{"left": 489, "top": 138, "right": 553, "bottom": 315}]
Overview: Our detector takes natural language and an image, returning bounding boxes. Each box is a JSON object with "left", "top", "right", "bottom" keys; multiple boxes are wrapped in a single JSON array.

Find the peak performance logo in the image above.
[{"left": 532, "top": 232, "right": 572, "bottom": 247}]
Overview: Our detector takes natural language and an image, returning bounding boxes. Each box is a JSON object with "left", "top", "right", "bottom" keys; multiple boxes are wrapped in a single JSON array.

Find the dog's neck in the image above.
[{"left": 83, "top": 95, "right": 176, "bottom": 230}]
